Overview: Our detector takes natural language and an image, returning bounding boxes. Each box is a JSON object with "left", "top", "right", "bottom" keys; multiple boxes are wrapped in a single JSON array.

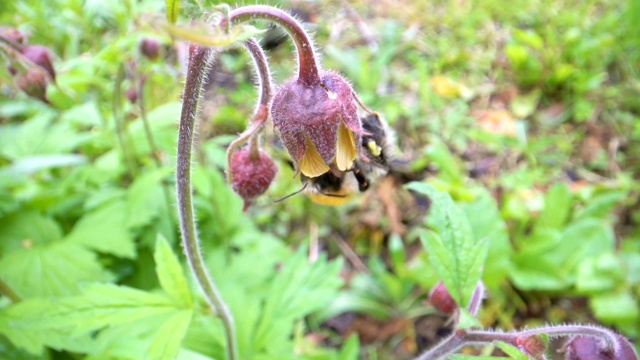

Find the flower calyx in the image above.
[{"left": 271, "top": 71, "right": 368, "bottom": 178}]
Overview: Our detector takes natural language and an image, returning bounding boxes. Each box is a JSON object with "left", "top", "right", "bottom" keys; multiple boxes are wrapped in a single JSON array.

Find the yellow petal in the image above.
[
  {"left": 299, "top": 137, "right": 330, "bottom": 177},
  {"left": 335, "top": 122, "right": 357, "bottom": 171}
]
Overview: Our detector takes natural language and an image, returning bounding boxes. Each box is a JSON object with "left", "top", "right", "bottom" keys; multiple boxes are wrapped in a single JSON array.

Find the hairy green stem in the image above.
[
  {"left": 225, "top": 5, "right": 321, "bottom": 85},
  {"left": 176, "top": 43, "right": 239, "bottom": 360},
  {"left": 114, "top": 65, "right": 137, "bottom": 178}
]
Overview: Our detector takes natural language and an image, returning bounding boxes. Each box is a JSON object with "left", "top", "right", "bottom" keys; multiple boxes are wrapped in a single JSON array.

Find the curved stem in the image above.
[
  {"left": 177, "top": 43, "right": 239, "bottom": 360},
  {"left": 225, "top": 37, "right": 272, "bottom": 182},
  {"left": 226, "top": 5, "right": 321, "bottom": 85},
  {"left": 466, "top": 281, "right": 485, "bottom": 316}
]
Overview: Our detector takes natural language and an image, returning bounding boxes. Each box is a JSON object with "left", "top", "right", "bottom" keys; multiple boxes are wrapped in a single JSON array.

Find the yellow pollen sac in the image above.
[
  {"left": 367, "top": 139, "right": 382, "bottom": 157},
  {"left": 299, "top": 137, "right": 330, "bottom": 177},
  {"left": 335, "top": 122, "right": 357, "bottom": 171}
]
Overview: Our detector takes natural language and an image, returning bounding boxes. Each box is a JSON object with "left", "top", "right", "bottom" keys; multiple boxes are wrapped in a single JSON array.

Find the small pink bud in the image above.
[
  {"left": 20, "top": 45, "right": 56, "bottom": 82},
  {"left": 125, "top": 87, "right": 138, "bottom": 103},
  {"left": 230, "top": 147, "right": 277, "bottom": 210},
  {"left": 0, "top": 27, "right": 25, "bottom": 44},
  {"left": 516, "top": 335, "right": 547, "bottom": 357},
  {"left": 271, "top": 71, "right": 365, "bottom": 178},
  {"left": 139, "top": 38, "right": 161, "bottom": 60},
  {"left": 15, "top": 68, "right": 49, "bottom": 104},
  {"left": 428, "top": 281, "right": 457, "bottom": 314}
]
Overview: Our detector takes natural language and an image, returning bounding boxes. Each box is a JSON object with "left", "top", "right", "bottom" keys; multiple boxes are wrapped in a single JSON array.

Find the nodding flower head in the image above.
[
  {"left": 271, "top": 71, "right": 366, "bottom": 178},
  {"left": 230, "top": 147, "right": 278, "bottom": 211}
]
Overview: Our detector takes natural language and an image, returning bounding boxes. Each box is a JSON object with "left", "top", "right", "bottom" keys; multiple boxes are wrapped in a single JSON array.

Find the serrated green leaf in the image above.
[
  {"left": 407, "top": 182, "right": 489, "bottom": 308},
  {"left": 252, "top": 251, "right": 343, "bottom": 353},
  {"left": 0, "top": 211, "right": 63, "bottom": 254},
  {"left": 126, "top": 167, "right": 173, "bottom": 228},
  {"left": 460, "top": 189, "right": 512, "bottom": 290},
  {"left": 495, "top": 341, "right": 529, "bottom": 360},
  {"left": 0, "top": 242, "right": 113, "bottom": 298},
  {"left": 65, "top": 200, "right": 136, "bottom": 258},
  {"left": 0, "top": 299, "right": 95, "bottom": 355},
  {"left": 147, "top": 310, "right": 193, "bottom": 360},
  {"left": 155, "top": 235, "right": 192, "bottom": 307},
  {"left": 166, "top": 0, "right": 180, "bottom": 23}
]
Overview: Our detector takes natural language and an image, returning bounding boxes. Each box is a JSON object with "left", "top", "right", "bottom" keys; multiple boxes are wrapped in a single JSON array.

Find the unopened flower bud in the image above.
[
  {"left": 428, "top": 281, "right": 458, "bottom": 314},
  {"left": 125, "top": 87, "right": 138, "bottom": 103},
  {"left": 271, "top": 71, "right": 366, "bottom": 178},
  {"left": 516, "top": 335, "right": 547, "bottom": 358},
  {"left": 20, "top": 45, "right": 56, "bottom": 82},
  {"left": 16, "top": 68, "right": 49, "bottom": 104},
  {"left": 139, "top": 38, "right": 161, "bottom": 60},
  {"left": 230, "top": 147, "right": 277, "bottom": 210},
  {"left": 0, "top": 27, "right": 25, "bottom": 44}
]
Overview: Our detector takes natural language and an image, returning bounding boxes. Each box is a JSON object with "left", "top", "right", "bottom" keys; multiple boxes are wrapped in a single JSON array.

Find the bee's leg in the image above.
[{"left": 353, "top": 169, "right": 370, "bottom": 192}]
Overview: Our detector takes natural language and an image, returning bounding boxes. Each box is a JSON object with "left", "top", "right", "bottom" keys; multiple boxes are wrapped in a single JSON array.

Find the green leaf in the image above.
[
  {"left": 574, "top": 191, "right": 626, "bottom": 220},
  {"left": 338, "top": 335, "right": 360, "bottom": 360},
  {"left": 252, "top": 251, "right": 343, "bottom": 352},
  {"left": 459, "top": 188, "right": 512, "bottom": 290},
  {"left": 5, "top": 283, "right": 194, "bottom": 357},
  {"left": 164, "top": 21, "right": 266, "bottom": 48},
  {"left": 155, "top": 235, "right": 192, "bottom": 307},
  {"left": 495, "top": 341, "right": 529, "bottom": 360},
  {"left": 0, "top": 242, "right": 113, "bottom": 298},
  {"left": 166, "top": 0, "right": 180, "bottom": 23},
  {"left": 147, "top": 310, "right": 193, "bottom": 360},
  {"left": 126, "top": 167, "right": 173, "bottom": 228},
  {"left": 535, "top": 183, "right": 572, "bottom": 230},
  {"left": 407, "top": 182, "right": 489, "bottom": 308},
  {"left": 590, "top": 292, "right": 640, "bottom": 324},
  {"left": 65, "top": 200, "right": 136, "bottom": 258},
  {"left": 0, "top": 211, "right": 63, "bottom": 254}
]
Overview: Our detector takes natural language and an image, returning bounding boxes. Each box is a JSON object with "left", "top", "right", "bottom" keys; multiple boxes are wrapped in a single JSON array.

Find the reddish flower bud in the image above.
[
  {"left": 20, "top": 45, "right": 56, "bottom": 82},
  {"left": 15, "top": 68, "right": 49, "bottom": 104},
  {"left": 516, "top": 335, "right": 547, "bottom": 357},
  {"left": 139, "top": 38, "right": 161, "bottom": 60},
  {"left": 428, "top": 281, "right": 458, "bottom": 314},
  {"left": 271, "top": 71, "right": 366, "bottom": 178},
  {"left": 125, "top": 87, "right": 138, "bottom": 103},
  {"left": 0, "top": 27, "right": 25, "bottom": 44},
  {"left": 564, "top": 335, "right": 638, "bottom": 360},
  {"left": 230, "top": 147, "right": 278, "bottom": 210}
]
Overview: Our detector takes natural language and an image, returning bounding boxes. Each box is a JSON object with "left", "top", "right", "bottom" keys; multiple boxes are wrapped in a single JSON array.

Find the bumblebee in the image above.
[{"left": 277, "top": 112, "right": 396, "bottom": 205}]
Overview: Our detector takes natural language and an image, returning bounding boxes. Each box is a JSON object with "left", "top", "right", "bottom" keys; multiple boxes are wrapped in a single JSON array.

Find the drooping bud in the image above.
[
  {"left": 15, "top": 68, "right": 49, "bottom": 104},
  {"left": 516, "top": 335, "right": 547, "bottom": 358},
  {"left": 0, "top": 27, "right": 25, "bottom": 45},
  {"left": 20, "top": 45, "right": 56, "bottom": 82},
  {"left": 428, "top": 281, "right": 458, "bottom": 314},
  {"left": 270, "top": 71, "right": 366, "bottom": 178},
  {"left": 564, "top": 335, "right": 638, "bottom": 360},
  {"left": 125, "top": 87, "right": 138, "bottom": 103},
  {"left": 230, "top": 147, "right": 278, "bottom": 210},
  {"left": 139, "top": 38, "right": 161, "bottom": 60}
]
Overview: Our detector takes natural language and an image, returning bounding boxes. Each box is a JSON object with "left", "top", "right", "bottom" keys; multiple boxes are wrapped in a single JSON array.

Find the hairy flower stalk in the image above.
[
  {"left": 224, "top": 5, "right": 370, "bottom": 178},
  {"left": 226, "top": 38, "right": 272, "bottom": 183},
  {"left": 176, "top": 44, "right": 239, "bottom": 360},
  {"left": 415, "top": 281, "right": 637, "bottom": 360}
]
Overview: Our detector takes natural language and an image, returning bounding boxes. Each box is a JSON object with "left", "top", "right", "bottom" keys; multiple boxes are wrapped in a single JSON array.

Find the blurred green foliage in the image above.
[{"left": 0, "top": 0, "right": 639, "bottom": 358}]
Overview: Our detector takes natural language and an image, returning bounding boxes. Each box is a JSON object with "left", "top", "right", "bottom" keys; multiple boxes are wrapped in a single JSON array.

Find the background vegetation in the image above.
[{"left": 0, "top": 0, "right": 638, "bottom": 359}]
